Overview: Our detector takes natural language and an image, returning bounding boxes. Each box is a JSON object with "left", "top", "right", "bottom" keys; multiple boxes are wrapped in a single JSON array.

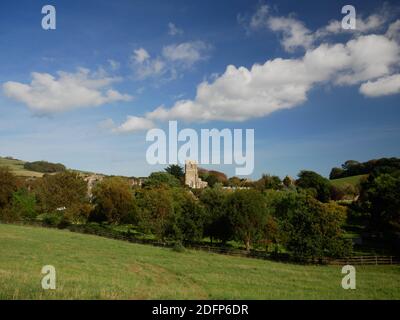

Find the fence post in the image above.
[{"left": 375, "top": 256, "right": 378, "bottom": 265}]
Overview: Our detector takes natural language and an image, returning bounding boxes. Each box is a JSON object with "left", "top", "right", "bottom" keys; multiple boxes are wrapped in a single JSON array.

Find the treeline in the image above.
[
  {"left": 0, "top": 167, "right": 352, "bottom": 261},
  {"left": 329, "top": 157, "right": 400, "bottom": 180},
  {"left": 1, "top": 160, "right": 399, "bottom": 260},
  {"left": 24, "top": 161, "right": 66, "bottom": 173}
]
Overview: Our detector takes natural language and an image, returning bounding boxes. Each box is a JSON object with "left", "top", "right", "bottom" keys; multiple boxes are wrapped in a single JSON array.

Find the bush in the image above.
[
  {"left": 24, "top": 161, "right": 66, "bottom": 173},
  {"left": 10, "top": 189, "right": 37, "bottom": 221},
  {"left": 90, "top": 177, "right": 137, "bottom": 224},
  {"left": 172, "top": 241, "right": 185, "bottom": 253}
]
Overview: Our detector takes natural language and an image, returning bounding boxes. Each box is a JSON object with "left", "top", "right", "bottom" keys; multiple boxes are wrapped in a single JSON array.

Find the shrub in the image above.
[
  {"left": 172, "top": 241, "right": 185, "bottom": 253},
  {"left": 90, "top": 177, "right": 137, "bottom": 224},
  {"left": 24, "top": 161, "right": 66, "bottom": 173}
]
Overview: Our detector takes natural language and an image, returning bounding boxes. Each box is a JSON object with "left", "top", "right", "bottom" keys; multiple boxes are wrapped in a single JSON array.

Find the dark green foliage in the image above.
[
  {"left": 174, "top": 192, "right": 205, "bottom": 242},
  {"left": 24, "top": 161, "right": 66, "bottom": 173},
  {"left": 274, "top": 192, "right": 352, "bottom": 260},
  {"left": 165, "top": 164, "right": 184, "bottom": 181},
  {"left": 135, "top": 187, "right": 175, "bottom": 240},
  {"left": 296, "top": 170, "right": 331, "bottom": 202},
  {"left": 10, "top": 189, "right": 37, "bottom": 221},
  {"left": 143, "top": 172, "right": 181, "bottom": 188},
  {"left": 330, "top": 157, "right": 400, "bottom": 179},
  {"left": 358, "top": 171, "right": 400, "bottom": 233},
  {"left": 225, "top": 189, "right": 267, "bottom": 250},
  {"left": 199, "top": 187, "right": 231, "bottom": 243},
  {"left": 255, "top": 174, "right": 282, "bottom": 190}
]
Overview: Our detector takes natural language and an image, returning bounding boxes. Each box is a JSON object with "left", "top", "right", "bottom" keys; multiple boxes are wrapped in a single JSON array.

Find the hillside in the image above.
[
  {"left": 0, "top": 157, "right": 43, "bottom": 178},
  {"left": 0, "top": 157, "right": 94, "bottom": 178},
  {"left": 1, "top": 224, "right": 399, "bottom": 299},
  {"left": 330, "top": 174, "right": 368, "bottom": 187}
]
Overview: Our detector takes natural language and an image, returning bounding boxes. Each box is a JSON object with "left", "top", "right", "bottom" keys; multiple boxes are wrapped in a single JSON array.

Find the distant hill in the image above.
[
  {"left": 0, "top": 157, "right": 43, "bottom": 178},
  {"left": 0, "top": 156, "right": 94, "bottom": 178}
]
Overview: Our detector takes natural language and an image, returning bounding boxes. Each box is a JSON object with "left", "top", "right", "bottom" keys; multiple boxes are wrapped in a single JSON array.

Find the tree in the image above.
[
  {"left": 329, "top": 167, "right": 344, "bottom": 180},
  {"left": 34, "top": 171, "right": 88, "bottom": 215},
  {"left": 282, "top": 176, "right": 293, "bottom": 188},
  {"left": 199, "top": 169, "right": 228, "bottom": 187},
  {"left": 10, "top": 189, "right": 37, "bottom": 221},
  {"left": 358, "top": 172, "right": 400, "bottom": 233},
  {"left": 174, "top": 191, "right": 206, "bottom": 242},
  {"left": 91, "top": 177, "right": 136, "bottom": 224},
  {"left": 274, "top": 193, "right": 351, "bottom": 260},
  {"left": 255, "top": 174, "right": 282, "bottom": 190},
  {"left": 199, "top": 187, "right": 231, "bottom": 243},
  {"left": 143, "top": 172, "right": 181, "bottom": 189},
  {"left": 165, "top": 164, "right": 184, "bottom": 181},
  {"left": 296, "top": 170, "right": 331, "bottom": 203},
  {"left": 0, "top": 167, "right": 18, "bottom": 210},
  {"left": 135, "top": 187, "right": 174, "bottom": 240},
  {"left": 226, "top": 189, "right": 266, "bottom": 250}
]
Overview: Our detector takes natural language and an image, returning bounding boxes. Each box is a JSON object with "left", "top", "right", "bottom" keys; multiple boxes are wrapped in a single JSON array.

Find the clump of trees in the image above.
[
  {"left": 24, "top": 161, "right": 66, "bottom": 173},
  {"left": 329, "top": 157, "right": 400, "bottom": 179}
]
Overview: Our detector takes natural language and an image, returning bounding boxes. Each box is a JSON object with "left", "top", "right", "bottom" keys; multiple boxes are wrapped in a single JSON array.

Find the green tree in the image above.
[
  {"left": 34, "top": 171, "right": 88, "bottom": 216},
  {"left": 0, "top": 167, "right": 18, "bottom": 210},
  {"left": 296, "top": 170, "right": 331, "bottom": 202},
  {"left": 135, "top": 187, "right": 174, "bottom": 240},
  {"left": 174, "top": 192, "right": 206, "bottom": 242},
  {"left": 199, "top": 187, "right": 231, "bottom": 243},
  {"left": 226, "top": 189, "right": 267, "bottom": 251},
  {"left": 91, "top": 177, "right": 136, "bottom": 224},
  {"left": 275, "top": 193, "right": 351, "bottom": 260},
  {"left": 143, "top": 172, "right": 181, "bottom": 189},
  {"left": 358, "top": 172, "right": 400, "bottom": 233},
  {"left": 165, "top": 164, "right": 184, "bottom": 181},
  {"left": 10, "top": 189, "right": 37, "bottom": 221}
]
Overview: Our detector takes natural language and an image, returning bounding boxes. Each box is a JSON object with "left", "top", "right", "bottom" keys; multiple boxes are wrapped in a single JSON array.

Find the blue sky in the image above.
[{"left": 0, "top": 0, "right": 399, "bottom": 179}]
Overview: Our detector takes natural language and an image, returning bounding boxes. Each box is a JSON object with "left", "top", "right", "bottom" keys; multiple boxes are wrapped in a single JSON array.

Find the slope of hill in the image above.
[
  {"left": 330, "top": 174, "right": 368, "bottom": 187},
  {"left": 0, "top": 157, "right": 94, "bottom": 178},
  {"left": 0, "top": 157, "right": 43, "bottom": 178},
  {"left": 0, "top": 224, "right": 399, "bottom": 300}
]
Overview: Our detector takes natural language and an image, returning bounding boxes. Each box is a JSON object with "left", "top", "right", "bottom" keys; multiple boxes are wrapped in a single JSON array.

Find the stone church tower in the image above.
[{"left": 184, "top": 160, "right": 208, "bottom": 189}]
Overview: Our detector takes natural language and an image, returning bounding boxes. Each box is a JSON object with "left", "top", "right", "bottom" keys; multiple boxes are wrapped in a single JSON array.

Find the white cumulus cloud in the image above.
[
  {"left": 3, "top": 68, "right": 132, "bottom": 114},
  {"left": 360, "top": 74, "right": 400, "bottom": 97},
  {"left": 112, "top": 116, "right": 155, "bottom": 133}
]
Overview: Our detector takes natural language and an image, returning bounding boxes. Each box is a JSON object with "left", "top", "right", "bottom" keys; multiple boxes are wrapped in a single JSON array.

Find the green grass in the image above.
[
  {"left": 330, "top": 174, "right": 368, "bottom": 187},
  {"left": 0, "top": 224, "right": 399, "bottom": 300},
  {"left": 0, "top": 157, "right": 94, "bottom": 178},
  {"left": 0, "top": 157, "right": 43, "bottom": 178}
]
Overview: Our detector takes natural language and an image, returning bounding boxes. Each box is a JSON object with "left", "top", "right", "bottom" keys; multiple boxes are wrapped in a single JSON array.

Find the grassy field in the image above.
[
  {"left": 330, "top": 174, "right": 368, "bottom": 187},
  {"left": 0, "top": 224, "right": 399, "bottom": 300},
  {"left": 0, "top": 157, "right": 43, "bottom": 178}
]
